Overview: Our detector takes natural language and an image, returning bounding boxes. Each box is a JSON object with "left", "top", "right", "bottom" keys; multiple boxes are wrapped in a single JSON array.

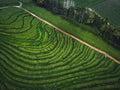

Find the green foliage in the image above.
[
  {"left": 93, "top": 0, "right": 120, "bottom": 26},
  {"left": 74, "top": 0, "right": 120, "bottom": 26},
  {"left": 0, "top": 7, "right": 120, "bottom": 90},
  {"left": 33, "top": 0, "right": 45, "bottom": 5},
  {"left": 33, "top": 0, "right": 120, "bottom": 48},
  {"left": 23, "top": 3, "right": 120, "bottom": 59}
]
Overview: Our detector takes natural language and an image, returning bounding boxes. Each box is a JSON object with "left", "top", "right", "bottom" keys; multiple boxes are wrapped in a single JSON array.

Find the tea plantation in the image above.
[{"left": 0, "top": 7, "right": 120, "bottom": 90}]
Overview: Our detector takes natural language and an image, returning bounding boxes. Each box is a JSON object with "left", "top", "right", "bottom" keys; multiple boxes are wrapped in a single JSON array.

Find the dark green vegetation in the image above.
[
  {"left": 31, "top": 0, "right": 120, "bottom": 60},
  {"left": 33, "top": 0, "right": 120, "bottom": 26},
  {"left": 70, "top": 0, "right": 120, "bottom": 27},
  {"left": 74, "top": 0, "right": 120, "bottom": 26},
  {"left": 92, "top": 0, "right": 120, "bottom": 26},
  {"left": 74, "top": 0, "right": 105, "bottom": 7},
  {"left": 33, "top": 0, "right": 120, "bottom": 49},
  {"left": 0, "top": 7, "right": 120, "bottom": 90},
  {"left": 0, "top": 0, "right": 18, "bottom": 6}
]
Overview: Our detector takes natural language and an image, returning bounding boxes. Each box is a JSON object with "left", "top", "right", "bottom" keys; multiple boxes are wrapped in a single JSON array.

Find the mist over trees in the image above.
[{"left": 33, "top": 0, "right": 120, "bottom": 49}]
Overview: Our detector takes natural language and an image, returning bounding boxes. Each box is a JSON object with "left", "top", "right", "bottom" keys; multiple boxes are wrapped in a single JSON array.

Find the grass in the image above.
[
  {"left": 22, "top": 2, "right": 120, "bottom": 60},
  {"left": 74, "top": 0, "right": 120, "bottom": 26},
  {"left": 92, "top": 0, "right": 120, "bottom": 26},
  {"left": 0, "top": 7, "right": 120, "bottom": 90}
]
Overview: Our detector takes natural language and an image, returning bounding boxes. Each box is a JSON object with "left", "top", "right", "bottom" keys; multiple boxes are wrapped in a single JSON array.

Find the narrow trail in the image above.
[
  {"left": 0, "top": 2, "right": 120, "bottom": 64},
  {"left": 0, "top": 6, "right": 11, "bottom": 9},
  {"left": 0, "top": 1, "right": 22, "bottom": 9}
]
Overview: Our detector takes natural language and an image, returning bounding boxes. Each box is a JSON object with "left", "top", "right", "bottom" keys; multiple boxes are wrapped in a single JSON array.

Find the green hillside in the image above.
[
  {"left": 0, "top": 7, "right": 120, "bottom": 90},
  {"left": 23, "top": 2, "right": 120, "bottom": 60},
  {"left": 0, "top": 0, "right": 120, "bottom": 89},
  {"left": 75, "top": 0, "right": 120, "bottom": 26},
  {"left": 92, "top": 0, "right": 120, "bottom": 26}
]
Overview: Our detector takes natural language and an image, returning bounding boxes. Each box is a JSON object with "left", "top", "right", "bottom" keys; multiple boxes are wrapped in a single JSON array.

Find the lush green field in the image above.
[
  {"left": 22, "top": 2, "right": 120, "bottom": 60},
  {"left": 0, "top": 6, "right": 120, "bottom": 90},
  {"left": 92, "top": 0, "right": 120, "bottom": 26},
  {"left": 74, "top": 0, "right": 120, "bottom": 26}
]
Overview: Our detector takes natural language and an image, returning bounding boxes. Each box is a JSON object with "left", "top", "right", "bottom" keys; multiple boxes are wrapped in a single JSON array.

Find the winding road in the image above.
[{"left": 0, "top": 1, "right": 120, "bottom": 64}]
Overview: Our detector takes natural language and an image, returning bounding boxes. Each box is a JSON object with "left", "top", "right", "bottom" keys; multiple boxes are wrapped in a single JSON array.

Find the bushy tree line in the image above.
[{"left": 33, "top": 0, "right": 120, "bottom": 49}]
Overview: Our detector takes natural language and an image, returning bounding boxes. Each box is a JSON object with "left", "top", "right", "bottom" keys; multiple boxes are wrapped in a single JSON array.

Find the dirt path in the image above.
[
  {"left": 0, "top": 2, "right": 120, "bottom": 64},
  {"left": 0, "top": 1, "right": 22, "bottom": 9}
]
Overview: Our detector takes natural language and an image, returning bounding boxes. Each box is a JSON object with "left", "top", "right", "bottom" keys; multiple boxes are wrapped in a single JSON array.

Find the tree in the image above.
[{"left": 67, "top": 6, "right": 75, "bottom": 19}]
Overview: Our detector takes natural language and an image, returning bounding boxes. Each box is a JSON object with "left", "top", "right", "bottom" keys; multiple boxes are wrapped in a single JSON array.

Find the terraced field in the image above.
[{"left": 0, "top": 7, "right": 120, "bottom": 90}]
